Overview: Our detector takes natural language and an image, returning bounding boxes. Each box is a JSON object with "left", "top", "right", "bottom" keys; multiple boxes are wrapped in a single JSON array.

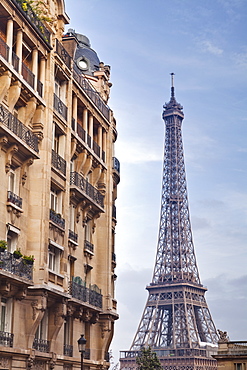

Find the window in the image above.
[
  {"left": 50, "top": 188, "right": 62, "bottom": 214},
  {"left": 235, "top": 364, "right": 245, "bottom": 370},
  {"left": 8, "top": 171, "right": 15, "bottom": 193},
  {"left": 52, "top": 123, "right": 65, "bottom": 156},
  {"left": 33, "top": 311, "right": 49, "bottom": 352},
  {"left": 54, "top": 77, "right": 67, "bottom": 102},
  {"left": 64, "top": 316, "right": 73, "bottom": 356},
  {"left": 48, "top": 246, "right": 61, "bottom": 273},
  {"left": 0, "top": 298, "right": 12, "bottom": 333},
  {"left": 35, "top": 312, "right": 48, "bottom": 341},
  {"left": 85, "top": 219, "right": 92, "bottom": 243},
  {"left": 48, "top": 241, "right": 63, "bottom": 274},
  {"left": 7, "top": 227, "right": 19, "bottom": 253}
]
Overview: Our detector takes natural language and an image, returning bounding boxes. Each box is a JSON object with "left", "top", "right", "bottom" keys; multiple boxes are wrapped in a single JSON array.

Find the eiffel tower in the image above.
[{"left": 120, "top": 74, "right": 219, "bottom": 370}]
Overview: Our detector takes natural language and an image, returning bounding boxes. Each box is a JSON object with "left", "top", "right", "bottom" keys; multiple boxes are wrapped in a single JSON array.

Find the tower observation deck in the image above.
[{"left": 120, "top": 75, "right": 218, "bottom": 370}]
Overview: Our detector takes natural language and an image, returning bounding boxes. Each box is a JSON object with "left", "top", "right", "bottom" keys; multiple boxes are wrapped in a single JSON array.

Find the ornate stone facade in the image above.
[{"left": 0, "top": 0, "right": 119, "bottom": 369}]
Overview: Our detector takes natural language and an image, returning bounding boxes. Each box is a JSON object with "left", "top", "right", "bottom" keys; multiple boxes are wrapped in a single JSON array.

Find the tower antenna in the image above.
[{"left": 170, "top": 72, "right": 175, "bottom": 98}]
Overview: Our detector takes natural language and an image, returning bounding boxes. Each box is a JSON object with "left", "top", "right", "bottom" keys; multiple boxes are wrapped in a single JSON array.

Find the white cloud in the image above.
[
  {"left": 201, "top": 41, "right": 223, "bottom": 55},
  {"left": 117, "top": 140, "right": 162, "bottom": 164}
]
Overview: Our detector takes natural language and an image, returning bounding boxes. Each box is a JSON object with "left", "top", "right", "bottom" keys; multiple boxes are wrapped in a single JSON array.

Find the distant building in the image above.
[
  {"left": 0, "top": 0, "right": 119, "bottom": 369},
  {"left": 213, "top": 333, "right": 247, "bottom": 370}
]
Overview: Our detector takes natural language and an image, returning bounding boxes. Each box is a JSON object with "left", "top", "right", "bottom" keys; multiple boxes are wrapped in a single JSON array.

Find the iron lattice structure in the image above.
[{"left": 120, "top": 76, "right": 218, "bottom": 370}]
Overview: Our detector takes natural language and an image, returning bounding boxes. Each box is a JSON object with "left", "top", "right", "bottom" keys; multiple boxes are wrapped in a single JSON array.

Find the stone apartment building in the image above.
[{"left": 0, "top": 0, "right": 120, "bottom": 368}]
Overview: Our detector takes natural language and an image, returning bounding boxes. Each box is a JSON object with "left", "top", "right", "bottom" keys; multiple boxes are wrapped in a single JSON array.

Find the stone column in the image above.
[
  {"left": 39, "top": 57, "right": 46, "bottom": 97},
  {"left": 88, "top": 113, "right": 93, "bottom": 148},
  {"left": 102, "top": 130, "right": 107, "bottom": 162},
  {"left": 6, "top": 18, "right": 13, "bottom": 64},
  {"left": 98, "top": 125, "right": 102, "bottom": 158},
  {"left": 16, "top": 29, "right": 23, "bottom": 74},
  {"left": 32, "top": 48, "right": 38, "bottom": 91},
  {"left": 83, "top": 107, "right": 88, "bottom": 133},
  {"left": 72, "top": 95, "right": 77, "bottom": 132}
]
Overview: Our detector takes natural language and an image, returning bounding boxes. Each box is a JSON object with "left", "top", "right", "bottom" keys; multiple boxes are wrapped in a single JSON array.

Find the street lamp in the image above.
[{"left": 78, "top": 334, "right": 87, "bottom": 370}]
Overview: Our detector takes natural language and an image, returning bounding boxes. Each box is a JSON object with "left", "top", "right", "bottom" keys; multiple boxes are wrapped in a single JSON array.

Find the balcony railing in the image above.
[
  {"left": 0, "top": 331, "right": 13, "bottom": 347},
  {"left": 113, "top": 157, "right": 120, "bottom": 173},
  {"left": 112, "top": 253, "right": 116, "bottom": 263},
  {"left": 0, "top": 37, "right": 9, "bottom": 61},
  {"left": 37, "top": 79, "right": 43, "bottom": 97},
  {"left": 84, "top": 240, "right": 94, "bottom": 254},
  {"left": 93, "top": 140, "right": 100, "bottom": 157},
  {"left": 64, "top": 344, "right": 73, "bottom": 357},
  {"left": 51, "top": 149, "right": 66, "bottom": 176},
  {"left": 33, "top": 338, "right": 50, "bottom": 352},
  {"left": 70, "top": 172, "right": 104, "bottom": 209},
  {"left": 55, "top": 39, "right": 71, "bottom": 68},
  {"left": 11, "top": 0, "right": 51, "bottom": 44},
  {"left": 7, "top": 191, "right": 23, "bottom": 208},
  {"left": 0, "top": 250, "right": 33, "bottom": 280},
  {"left": 22, "top": 63, "right": 35, "bottom": 89},
  {"left": 77, "top": 124, "right": 86, "bottom": 141},
  {"left": 54, "top": 93, "right": 68, "bottom": 120},
  {"left": 12, "top": 51, "right": 19, "bottom": 72},
  {"left": 112, "top": 204, "right": 116, "bottom": 219},
  {"left": 73, "top": 65, "right": 110, "bottom": 121},
  {"left": 49, "top": 209, "right": 65, "bottom": 229},
  {"left": 69, "top": 280, "right": 102, "bottom": 308},
  {"left": 69, "top": 229, "right": 78, "bottom": 243},
  {"left": 0, "top": 103, "right": 39, "bottom": 153}
]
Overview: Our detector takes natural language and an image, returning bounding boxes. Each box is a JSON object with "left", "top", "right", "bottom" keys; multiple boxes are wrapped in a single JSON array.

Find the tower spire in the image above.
[
  {"left": 120, "top": 78, "right": 218, "bottom": 370},
  {"left": 171, "top": 72, "right": 175, "bottom": 98}
]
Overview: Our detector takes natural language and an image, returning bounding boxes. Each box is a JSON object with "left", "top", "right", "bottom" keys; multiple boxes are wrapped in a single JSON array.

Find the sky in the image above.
[{"left": 64, "top": 0, "right": 247, "bottom": 366}]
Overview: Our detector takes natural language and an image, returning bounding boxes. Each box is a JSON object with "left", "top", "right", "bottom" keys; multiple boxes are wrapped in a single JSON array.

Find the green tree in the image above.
[{"left": 136, "top": 346, "right": 163, "bottom": 370}]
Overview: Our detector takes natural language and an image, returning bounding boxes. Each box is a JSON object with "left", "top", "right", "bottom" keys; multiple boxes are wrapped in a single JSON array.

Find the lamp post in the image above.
[{"left": 78, "top": 334, "right": 87, "bottom": 370}]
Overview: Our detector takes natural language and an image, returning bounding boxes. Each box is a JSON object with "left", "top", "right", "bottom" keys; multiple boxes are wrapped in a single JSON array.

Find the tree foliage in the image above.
[{"left": 136, "top": 347, "right": 163, "bottom": 370}]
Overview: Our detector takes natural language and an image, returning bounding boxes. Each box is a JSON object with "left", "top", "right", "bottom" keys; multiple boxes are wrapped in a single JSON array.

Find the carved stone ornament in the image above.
[
  {"left": 0, "top": 356, "right": 10, "bottom": 368},
  {"left": 218, "top": 329, "right": 229, "bottom": 343},
  {"left": 31, "top": 294, "right": 47, "bottom": 320}
]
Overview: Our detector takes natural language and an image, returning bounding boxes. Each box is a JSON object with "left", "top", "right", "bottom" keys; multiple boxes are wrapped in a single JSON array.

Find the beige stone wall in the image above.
[{"left": 0, "top": 0, "right": 119, "bottom": 368}]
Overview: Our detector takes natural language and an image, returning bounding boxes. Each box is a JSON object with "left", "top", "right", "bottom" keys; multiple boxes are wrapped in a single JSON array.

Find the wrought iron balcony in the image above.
[
  {"left": 84, "top": 240, "right": 94, "bottom": 254},
  {"left": 33, "top": 338, "right": 50, "bottom": 352},
  {"left": 7, "top": 191, "right": 22, "bottom": 208},
  {"left": 89, "top": 285, "right": 102, "bottom": 307},
  {"left": 69, "top": 280, "right": 102, "bottom": 308},
  {"left": 0, "top": 103, "right": 39, "bottom": 153},
  {"left": 54, "top": 93, "right": 68, "bottom": 120},
  {"left": 0, "top": 37, "right": 9, "bottom": 62},
  {"left": 51, "top": 149, "right": 66, "bottom": 176},
  {"left": 70, "top": 171, "right": 104, "bottom": 209},
  {"left": 69, "top": 229, "right": 78, "bottom": 243},
  {"left": 0, "top": 250, "right": 33, "bottom": 280},
  {"left": 0, "top": 331, "right": 13, "bottom": 347},
  {"left": 12, "top": 51, "right": 20, "bottom": 72},
  {"left": 77, "top": 124, "right": 86, "bottom": 141},
  {"left": 11, "top": 0, "right": 51, "bottom": 44},
  {"left": 37, "top": 80, "right": 43, "bottom": 97},
  {"left": 55, "top": 39, "right": 71, "bottom": 68},
  {"left": 93, "top": 140, "right": 100, "bottom": 157},
  {"left": 64, "top": 344, "right": 73, "bottom": 357},
  {"left": 22, "top": 63, "right": 35, "bottom": 89},
  {"left": 73, "top": 66, "right": 110, "bottom": 121},
  {"left": 112, "top": 253, "right": 116, "bottom": 263},
  {"left": 49, "top": 209, "right": 65, "bottom": 229},
  {"left": 112, "top": 204, "right": 116, "bottom": 219},
  {"left": 112, "top": 157, "right": 120, "bottom": 173}
]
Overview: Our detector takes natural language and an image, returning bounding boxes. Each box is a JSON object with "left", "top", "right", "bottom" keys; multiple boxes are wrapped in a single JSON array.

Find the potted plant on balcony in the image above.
[
  {"left": 0, "top": 240, "right": 7, "bottom": 252},
  {"left": 22, "top": 254, "right": 35, "bottom": 265},
  {"left": 13, "top": 248, "right": 23, "bottom": 259}
]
